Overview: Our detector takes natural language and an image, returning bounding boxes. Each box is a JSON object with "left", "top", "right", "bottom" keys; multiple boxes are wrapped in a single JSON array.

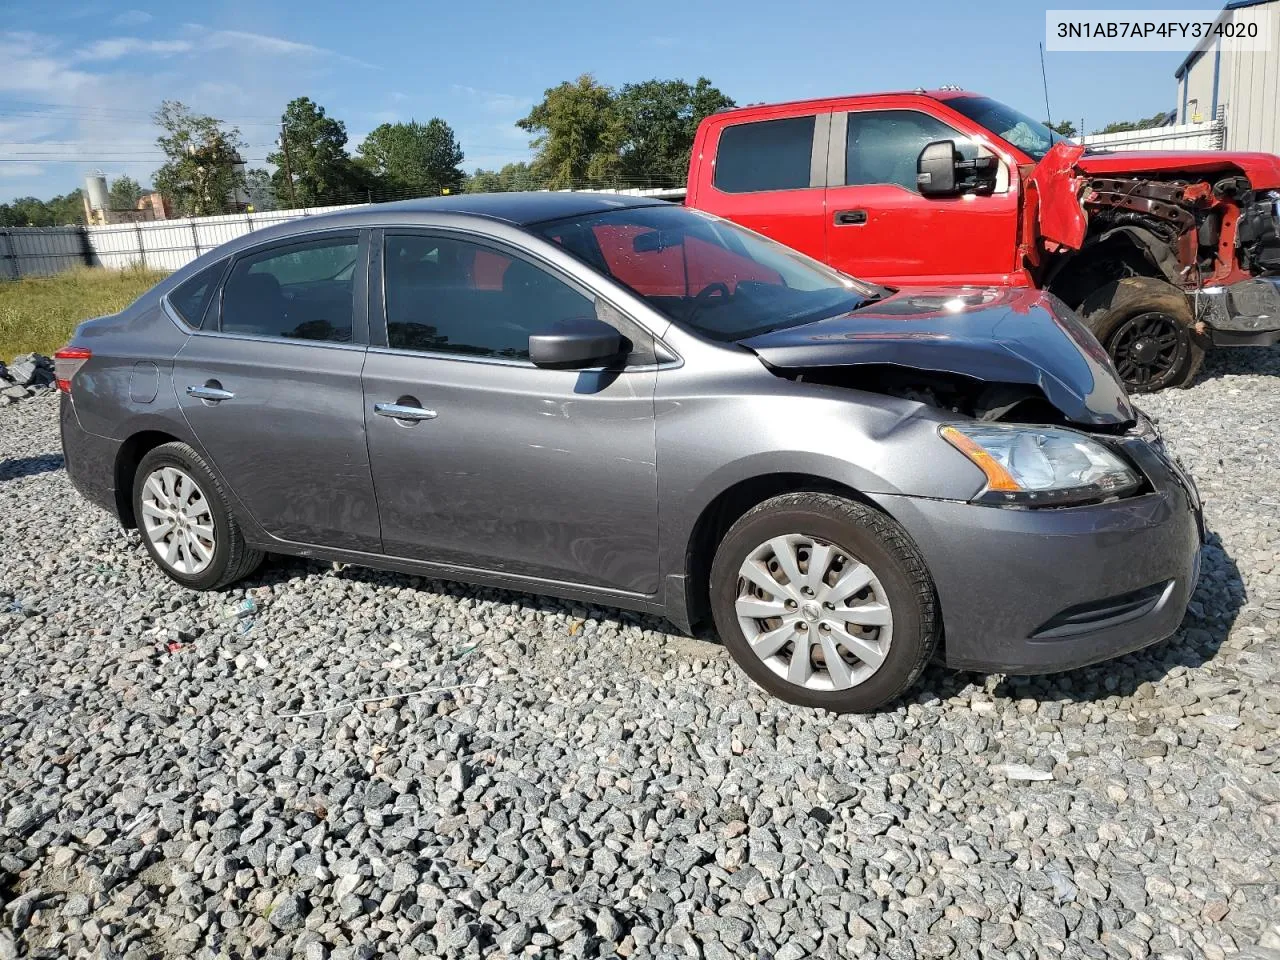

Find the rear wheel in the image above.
[
  {"left": 133, "top": 442, "right": 263, "bottom": 590},
  {"left": 709, "top": 492, "right": 939, "bottom": 713},
  {"left": 1080, "top": 277, "right": 1203, "bottom": 392}
]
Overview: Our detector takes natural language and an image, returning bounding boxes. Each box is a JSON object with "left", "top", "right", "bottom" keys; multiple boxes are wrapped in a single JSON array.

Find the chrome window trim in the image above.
[{"left": 185, "top": 328, "right": 368, "bottom": 352}]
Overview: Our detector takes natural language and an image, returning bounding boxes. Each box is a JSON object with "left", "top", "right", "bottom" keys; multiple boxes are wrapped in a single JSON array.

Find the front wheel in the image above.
[
  {"left": 1080, "top": 277, "right": 1204, "bottom": 392},
  {"left": 709, "top": 492, "right": 939, "bottom": 713}
]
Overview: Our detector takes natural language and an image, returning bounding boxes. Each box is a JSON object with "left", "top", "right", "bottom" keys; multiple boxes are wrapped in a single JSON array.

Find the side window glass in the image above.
[
  {"left": 221, "top": 236, "right": 358, "bottom": 342},
  {"left": 169, "top": 260, "right": 225, "bottom": 327},
  {"left": 846, "top": 110, "right": 977, "bottom": 190},
  {"left": 713, "top": 116, "right": 816, "bottom": 193},
  {"left": 384, "top": 234, "right": 596, "bottom": 360}
]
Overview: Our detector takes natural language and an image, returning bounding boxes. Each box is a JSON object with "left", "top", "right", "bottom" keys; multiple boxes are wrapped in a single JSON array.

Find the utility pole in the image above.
[{"left": 278, "top": 123, "right": 297, "bottom": 209}]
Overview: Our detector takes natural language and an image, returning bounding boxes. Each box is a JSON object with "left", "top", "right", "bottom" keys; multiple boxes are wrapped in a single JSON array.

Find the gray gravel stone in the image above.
[{"left": 1, "top": 349, "right": 1279, "bottom": 959}]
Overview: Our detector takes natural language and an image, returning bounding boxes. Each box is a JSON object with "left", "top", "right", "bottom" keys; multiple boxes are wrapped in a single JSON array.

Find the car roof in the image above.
[
  {"left": 159, "top": 191, "right": 677, "bottom": 289},
  {"left": 346, "top": 191, "right": 668, "bottom": 226}
]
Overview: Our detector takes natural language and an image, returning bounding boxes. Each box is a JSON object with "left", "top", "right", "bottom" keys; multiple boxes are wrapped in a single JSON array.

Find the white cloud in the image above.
[
  {"left": 111, "top": 9, "right": 154, "bottom": 26},
  {"left": 198, "top": 28, "right": 377, "bottom": 69},
  {"left": 0, "top": 32, "right": 94, "bottom": 97},
  {"left": 0, "top": 25, "right": 376, "bottom": 202},
  {"left": 76, "top": 37, "right": 194, "bottom": 61},
  {"left": 450, "top": 84, "right": 532, "bottom": 114},
  {"left": 0, "top": 162, "right": 45, "bottom": 179}
]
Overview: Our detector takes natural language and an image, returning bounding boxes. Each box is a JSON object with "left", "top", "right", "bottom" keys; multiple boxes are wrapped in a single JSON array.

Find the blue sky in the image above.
[{"left": 1, "top": 0, "right": 1195, "bottom": 204}]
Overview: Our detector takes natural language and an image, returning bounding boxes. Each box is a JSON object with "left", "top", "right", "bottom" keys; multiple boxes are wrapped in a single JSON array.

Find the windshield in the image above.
[
  {"left": 946, "top": 96, "right": 1067, "bottom": 162},
  {"left": 532, "top": 205, "right": 877, "bottom": 341}
]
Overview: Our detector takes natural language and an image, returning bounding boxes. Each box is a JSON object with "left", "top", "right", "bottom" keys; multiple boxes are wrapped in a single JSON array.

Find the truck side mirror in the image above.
[
  {"left": 917, "top": 140, "right": 1000, "bottom": 197},
  {"left": 917, "top": 140, "right": 959, "bottom": 196}
]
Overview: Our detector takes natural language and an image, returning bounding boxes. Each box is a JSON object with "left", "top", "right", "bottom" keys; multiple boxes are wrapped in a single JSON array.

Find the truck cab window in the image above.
[
  {"left": 846, "top": 110, "right": 976, "bottom": 191},
  {"left": 713, "top": 116, "right": 817, "bottom": 193}
]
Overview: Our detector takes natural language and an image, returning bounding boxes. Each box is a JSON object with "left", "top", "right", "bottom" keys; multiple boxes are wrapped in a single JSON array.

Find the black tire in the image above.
[
  {"left": 1080, "top": 277, "right": 1204, "bottom": 392},
  {"left": 132, "top": 441, "right": 263, "bottom": 590},
  {"left": 709, "top": 492, "right": 939, "bottom": 713}
]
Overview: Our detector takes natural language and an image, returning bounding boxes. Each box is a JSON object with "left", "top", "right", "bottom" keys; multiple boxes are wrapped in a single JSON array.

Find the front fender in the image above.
[{"left": 653, "top": 384, "right": 987, "bottom": 586}]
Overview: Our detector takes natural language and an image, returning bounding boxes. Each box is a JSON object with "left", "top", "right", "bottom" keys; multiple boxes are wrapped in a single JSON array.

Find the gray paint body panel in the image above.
[{"left": 58, "top": 196, "right": 1200, "bottom": 676}]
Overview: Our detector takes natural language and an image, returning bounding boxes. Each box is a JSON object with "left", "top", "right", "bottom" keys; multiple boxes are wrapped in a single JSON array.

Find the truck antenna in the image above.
[{"left": 1040, "top": 42, "right": 1055, "bottom": 132}]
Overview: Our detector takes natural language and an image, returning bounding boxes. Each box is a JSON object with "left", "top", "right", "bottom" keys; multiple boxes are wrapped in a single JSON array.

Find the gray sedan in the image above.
[{"left": 58, "top": 193, "right": 1202, "bottom": 712}]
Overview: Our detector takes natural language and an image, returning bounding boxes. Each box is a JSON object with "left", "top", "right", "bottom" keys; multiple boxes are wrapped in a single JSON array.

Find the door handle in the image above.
[
  {"left": 374, "top": 402, "right": 437, "bottom": 421},
  {"left": 186, "top": 384, "right": 235, "bottom": 402},
  {"left": 834, "top": 209, "right": 868, "bottom": 226}
]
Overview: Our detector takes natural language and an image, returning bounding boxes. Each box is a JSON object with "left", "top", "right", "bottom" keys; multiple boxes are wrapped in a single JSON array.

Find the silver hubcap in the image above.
[
  {"left": 141, "top": 467, "right": 215, "bottom": 575},
  {"left": 735, "top": 534, "right": 893, "bottom": 692}
]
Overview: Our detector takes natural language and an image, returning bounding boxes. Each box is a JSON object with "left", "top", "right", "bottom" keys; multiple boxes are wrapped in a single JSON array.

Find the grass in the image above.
[{"left": 0, "top": 265, "right": 169, "bottom": 361}]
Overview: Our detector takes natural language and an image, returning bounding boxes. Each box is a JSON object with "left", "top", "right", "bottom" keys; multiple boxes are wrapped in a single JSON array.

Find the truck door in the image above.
[
  {"left": 824, "top": 109, "right": 1022, "bottom": 286},
  {"left": 689, "top": 112, "right": 829, "bottom": 262}
]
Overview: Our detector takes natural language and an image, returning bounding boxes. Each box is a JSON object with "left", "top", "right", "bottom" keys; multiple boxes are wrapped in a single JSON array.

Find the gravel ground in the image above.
[{"left": 1, "top": 349, "right": 1278, "bottom": 960}]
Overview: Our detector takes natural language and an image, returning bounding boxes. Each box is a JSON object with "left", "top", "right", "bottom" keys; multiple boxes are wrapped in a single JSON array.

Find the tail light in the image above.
[{"left": 54, "top": 346, "right": 92, "bottom": 393}]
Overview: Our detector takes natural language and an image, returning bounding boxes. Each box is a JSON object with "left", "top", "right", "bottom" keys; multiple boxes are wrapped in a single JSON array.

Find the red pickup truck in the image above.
[{"left": 685, "top": 90, "right": 1280, "bottom": 391}]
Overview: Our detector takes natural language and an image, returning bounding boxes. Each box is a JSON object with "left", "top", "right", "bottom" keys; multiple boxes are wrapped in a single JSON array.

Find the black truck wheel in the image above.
[{"left": 1079, "top": 277, "right": 1204, "bottom": 392}]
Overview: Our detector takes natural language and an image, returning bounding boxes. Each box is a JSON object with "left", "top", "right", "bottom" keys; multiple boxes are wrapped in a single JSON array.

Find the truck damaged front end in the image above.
[{"left": 1027, "top": 141, "right": 1280, "bottom": 389}]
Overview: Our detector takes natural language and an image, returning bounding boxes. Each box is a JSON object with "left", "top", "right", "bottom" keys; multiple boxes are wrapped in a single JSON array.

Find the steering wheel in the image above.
[{"left": 688, "top": 282, "right": 731, "bottom": 323}]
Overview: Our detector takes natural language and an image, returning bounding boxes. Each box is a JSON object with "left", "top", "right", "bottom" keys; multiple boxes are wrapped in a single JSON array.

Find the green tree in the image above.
[
  {"left": 1046, "top": 119, "right": 1077, "bottom": 137},
  {"left": 518, "top": 74, "right": 624, "bottom": 189},
  {"left": 356, "top": 119, "right": 466, "bottom": 198},
  {"left": 243, "top": 168, "right": 277, "bottom": 212},
  {"left": 48, "top": 189, "right": 85, "bottom": 224},
  {"left": 0, "top": 191, "right": 84, "bottom": 225},
  {"left": 1096, "top": 112, "right": 1171, "bottom": 134},
  {"left": 615, "top": 77, "right": 734, "bottom": 184},
  {"left": 465, "top": 161, "right": 536, "bottom": 193},
  {"left": 108, "top": 175, "right": 143, "bottom": 210},
  {"left": 5, "top": 197, "right": 52, "bottom": 226},
  {"left": 151, "top": 101, "right": 247, "bottom": 217},
  {"left": 267, "top": 97, "right": 364, "bottom": 208}
]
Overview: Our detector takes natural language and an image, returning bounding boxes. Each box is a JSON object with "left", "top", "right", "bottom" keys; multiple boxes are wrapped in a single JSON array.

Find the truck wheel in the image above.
[
  {"left": 1080, "top": 277, "right": 1204, "bottom": 392},
  {"left": 709, "top": 492, "right": 939, "bottom": 713}
]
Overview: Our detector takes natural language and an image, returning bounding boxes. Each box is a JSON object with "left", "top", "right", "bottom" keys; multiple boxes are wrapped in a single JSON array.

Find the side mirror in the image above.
[
  {"left": 917, "top": 140, "right": 959, "bottom": 195},
  {"left": 917, "top": 140, "right": 999, "bottom": 197},
  {"left": 633, "top": 229, "right": 682, "bottom": 253},
  {"left": 529, "top": 317, "right": 624, "bottom": 370}
]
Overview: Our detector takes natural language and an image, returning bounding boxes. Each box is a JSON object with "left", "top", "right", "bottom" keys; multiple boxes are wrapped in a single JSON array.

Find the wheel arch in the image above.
[
  {"left": 680, "top": 472, "right": 892, "bottom": 632},
  {"left": 1047, "top": 228, "right": 1179, "bottom": 311},
  {"left": 114, "top": 429, "right": 185, "bottom": 528}
]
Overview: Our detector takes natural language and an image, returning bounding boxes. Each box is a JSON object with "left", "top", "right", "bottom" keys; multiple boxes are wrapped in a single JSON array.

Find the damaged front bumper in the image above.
[
  {"left": 867, "top": 420, "right": 1204, "bottom": 675},
  {"left": 1198, "top": 275, "right": 1280, "bottom": 347}
]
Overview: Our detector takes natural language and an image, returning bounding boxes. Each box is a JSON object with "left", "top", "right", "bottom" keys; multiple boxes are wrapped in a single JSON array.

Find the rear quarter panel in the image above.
[{"left": 71, "top": 297, "right": 192, "bottom": 441}]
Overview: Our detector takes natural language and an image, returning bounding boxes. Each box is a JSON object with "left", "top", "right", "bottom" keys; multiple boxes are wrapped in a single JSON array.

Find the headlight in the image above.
[{"left": 941, "top": 423, "right": 1141, "bottom": 507}]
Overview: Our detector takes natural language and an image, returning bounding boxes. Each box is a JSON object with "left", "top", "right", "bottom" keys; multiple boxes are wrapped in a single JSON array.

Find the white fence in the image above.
[
  {"left": 1078, "top": 118, "right": 1226, "bottom": 153},
  {"left": 0, "top": 204, "right": 362, "bottom": 280},
  {"left": 0, "top": 187, "right": 687, "bottom": 281}
]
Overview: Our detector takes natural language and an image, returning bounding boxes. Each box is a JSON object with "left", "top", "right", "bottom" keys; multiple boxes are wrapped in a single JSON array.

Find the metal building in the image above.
[{"left": 1175, "top": 0, "right": 1280, "bottom": 153}]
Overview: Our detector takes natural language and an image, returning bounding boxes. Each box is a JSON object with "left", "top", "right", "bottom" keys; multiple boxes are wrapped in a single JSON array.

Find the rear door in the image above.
[
  {"left": 172, "top": 230, "right": 382, "bottom": 552},
  {"left": 690, "top": 112, "right": 830, "bottom": 262},
  {"left": 824, "top": 108, "right": 1022, "bottom": 285},
  {"left": 361, "top": 229, "right": 660, "bottom": 594}
]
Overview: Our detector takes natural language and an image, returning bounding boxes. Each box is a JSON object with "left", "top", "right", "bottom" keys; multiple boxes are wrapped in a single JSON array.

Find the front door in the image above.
[
  {"left": 362, "top": 230, "right": 660, "bottom": 595},
  {"left": 172, "top": 231, "right": 381, "bottom": 552},
  {"left": 824, "top": 109, "right": 1021, "bottom": 286}
]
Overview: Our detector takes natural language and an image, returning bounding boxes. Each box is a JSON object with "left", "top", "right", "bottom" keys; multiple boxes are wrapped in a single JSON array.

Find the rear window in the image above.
[
  {"left": 713, "top": 116, "right": 816, "bottom": 193},
  {"left": 168, "top": 261, "right": 224, "bottom": 327}
]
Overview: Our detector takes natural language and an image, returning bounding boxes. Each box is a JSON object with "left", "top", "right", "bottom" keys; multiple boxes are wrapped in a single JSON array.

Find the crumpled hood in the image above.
[
  {"left": 1075, "top": 149, "right": 1280, "bottom": 189},
  {"left": 740, "top": 286, "right": 1136, "bottom": 427}
]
